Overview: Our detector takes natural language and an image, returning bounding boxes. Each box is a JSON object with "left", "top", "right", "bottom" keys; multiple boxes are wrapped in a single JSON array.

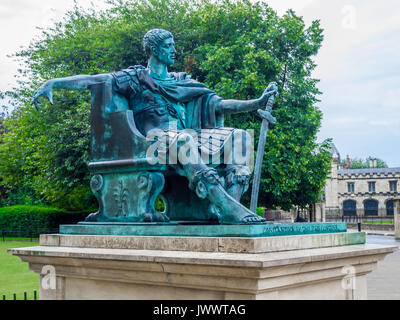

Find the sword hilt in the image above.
[
  {"left": 265, "top": 83, "right": 278, "bottom": 112},
  {"left": 257, "top": 84, "right": 278, "bottom": 124},
  {"left": 257, "top": 109, "right": 277, "bottom": 124}
]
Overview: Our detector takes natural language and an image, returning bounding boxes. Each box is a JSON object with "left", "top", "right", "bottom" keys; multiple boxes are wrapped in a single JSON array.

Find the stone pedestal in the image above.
[
  {"left": 9, "top": 232, "right": 396, "bottom": 300},
  {"left": 395, "top": 199, "right": 400, "bottom": 240}
]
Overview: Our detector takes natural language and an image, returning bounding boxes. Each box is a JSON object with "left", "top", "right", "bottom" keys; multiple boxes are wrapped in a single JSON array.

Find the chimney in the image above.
[
  {"left": 346, "top": 155, "right": 350, "bottom": 169},
  {"left": 374, "top": 159, "right": 377, "bottom": 168},
  {"left": 369, "top": 159, "right": 373, "bottom": 168}
]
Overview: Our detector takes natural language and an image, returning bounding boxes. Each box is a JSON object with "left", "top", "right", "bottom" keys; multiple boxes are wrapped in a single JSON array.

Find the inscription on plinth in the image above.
[{"left": 60, "top": 222, "right": 347, "bottom": 238}]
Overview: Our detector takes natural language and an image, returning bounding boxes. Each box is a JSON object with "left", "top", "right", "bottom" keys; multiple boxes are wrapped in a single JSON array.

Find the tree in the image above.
[
  {"left": 0, "top": 0, "right": 332, "bottom": 211},
  {"left": 341, "top": 157, "right": 388, "bottom": 169},
  {"left": 0, "top": 104, "right": 8, "bottom": 205}
]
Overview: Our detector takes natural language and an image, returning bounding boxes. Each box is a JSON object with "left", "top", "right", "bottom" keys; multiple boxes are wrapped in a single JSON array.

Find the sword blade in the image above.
[{"left": 250, "top": 93, "right": 277, "bottom": 213}]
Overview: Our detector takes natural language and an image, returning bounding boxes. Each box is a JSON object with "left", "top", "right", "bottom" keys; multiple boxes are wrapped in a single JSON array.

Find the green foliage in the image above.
[
  {"left": 256, "top": 207, "right": 264, "bottom": 217},
  {"left": 155, "top": 196, "right": 166, "bottom": 212},
  {"left": 341, "top": 157, "right": 388, "bottom": 169},
  {"left": 0, "top": 205, "right": 89, "bottom": 234},
  {"left": 0, "top": 0, "right": 331, "bottom": 211},
  {"left": 0, "top": 186, "right": 44, "bottom": 208},
  {"left": 0, "top": 109, "right": 9, "bottom": 205}
]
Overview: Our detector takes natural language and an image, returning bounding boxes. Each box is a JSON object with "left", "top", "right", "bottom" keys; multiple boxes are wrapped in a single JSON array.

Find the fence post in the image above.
[
  {"left": 394, "top": 199, "right": 400, "bottom": 240},
  {"left": 13, "top": 293, "right": 16, "bottom": 300},
  {"left": 24, "top": 291, "right": 27, "bottom": 300},
  {"left": 2, "top": 295, "right": 5, "bottom": 300},
  {"left": 34, "top": 290, "right": 37, "bottom": 300}
]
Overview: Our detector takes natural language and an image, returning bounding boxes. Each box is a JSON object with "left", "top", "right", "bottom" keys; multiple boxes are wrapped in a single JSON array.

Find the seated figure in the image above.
[{"left": 32, "top": 28, "right": 278, "bottom": 225}]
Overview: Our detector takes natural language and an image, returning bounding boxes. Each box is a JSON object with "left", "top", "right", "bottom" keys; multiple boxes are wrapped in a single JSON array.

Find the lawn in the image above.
[
  {"left": 0, "top": 241, "right": 40, "bottom": 300},
  {"left": 364, "top": 221, "right": 394, "bottom": 224}
]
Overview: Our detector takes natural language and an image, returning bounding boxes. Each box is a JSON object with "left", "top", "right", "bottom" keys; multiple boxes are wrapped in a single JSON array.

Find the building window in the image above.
[
  {"left": 364, "top": 199, "right": 378, "bottom": 216},
  {"left": 368, "top": 182, "right": 376, "bottom": 193},
  {"left": 343, "top": 200, "right": 357, "bottom": 216},
  {"left": 347, "top": 183, "right": 355, "bottom": 193},
  {"left": 386, "top": 200, "right": 394, "bottom": 216},
  {"left": 389, "top": 181, "right": 397, "bottom": 192}
]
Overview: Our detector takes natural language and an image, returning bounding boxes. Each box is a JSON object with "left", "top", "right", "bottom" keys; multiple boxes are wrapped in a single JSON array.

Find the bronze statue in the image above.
[{"left": 32, "top": 29, "right": 278, "bottom": 225}]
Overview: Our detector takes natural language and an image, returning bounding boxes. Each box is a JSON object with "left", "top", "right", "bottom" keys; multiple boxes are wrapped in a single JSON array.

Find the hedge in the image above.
[{"left": 0, "top": 205, "right": 90, "bottom": 235}]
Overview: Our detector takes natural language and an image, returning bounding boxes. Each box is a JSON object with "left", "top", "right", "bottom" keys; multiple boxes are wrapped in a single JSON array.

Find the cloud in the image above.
[
  {"left": 292, "top": 0, "right": 400, "bottom": 167},
  {"left": 382, "top": 88, "right": 400, "bottom": 109},
  {"left": 0, "top": 0, "right": 111, "bottom": 92}
]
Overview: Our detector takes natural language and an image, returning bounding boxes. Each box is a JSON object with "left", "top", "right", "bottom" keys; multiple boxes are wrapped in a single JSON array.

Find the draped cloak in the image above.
[
  {"left": 111, "top": 66, "right": 248, "bottom": 164},
  {"left": 112, "top": 66, "right": 225, "bottom": 130}
]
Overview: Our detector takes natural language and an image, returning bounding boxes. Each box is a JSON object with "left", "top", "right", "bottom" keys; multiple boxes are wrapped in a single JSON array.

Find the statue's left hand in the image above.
[
  {"left": 31, "top": 80, "right": 54, "bottom": 111},
  {"left": 260, "top": 82, "right": 279, "bottom": 104}
]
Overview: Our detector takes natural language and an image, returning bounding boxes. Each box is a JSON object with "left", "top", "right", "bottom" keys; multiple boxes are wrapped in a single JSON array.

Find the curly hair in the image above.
[{"left": 143, "top": 29, "right": 173, "bottom": 57}]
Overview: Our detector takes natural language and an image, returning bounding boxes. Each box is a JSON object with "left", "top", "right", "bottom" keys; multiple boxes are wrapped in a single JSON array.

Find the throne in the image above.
[{"left": 86, "top": 81, "right": 242, "bottom": 224}]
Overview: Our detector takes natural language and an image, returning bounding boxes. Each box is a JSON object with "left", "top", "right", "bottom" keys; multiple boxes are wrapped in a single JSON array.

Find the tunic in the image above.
[{"left": 111, "top": 66, "right": 248, "bottom": 165}]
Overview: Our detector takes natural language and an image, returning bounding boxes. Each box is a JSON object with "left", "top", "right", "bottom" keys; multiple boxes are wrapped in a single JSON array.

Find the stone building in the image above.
[{"left": 324, "top": 143, "right": 400, "bottom": 219}]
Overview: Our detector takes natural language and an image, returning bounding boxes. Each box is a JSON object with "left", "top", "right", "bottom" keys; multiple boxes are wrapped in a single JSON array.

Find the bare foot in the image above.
[{"left": 207, "top": 184, "right": 266, "bottom": 225}]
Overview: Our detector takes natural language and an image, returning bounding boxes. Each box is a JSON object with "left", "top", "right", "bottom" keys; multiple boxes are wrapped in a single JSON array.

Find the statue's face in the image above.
[{"left": 154, "top": 37, "right": 176, "bottom": 66}]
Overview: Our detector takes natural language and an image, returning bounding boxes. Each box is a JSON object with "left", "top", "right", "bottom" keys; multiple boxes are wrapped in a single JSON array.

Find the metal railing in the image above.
[
  {"left": 1, "top": 228, "right": 59, "bottom": 241},
  {"left": 2, "top": 290, "right": 38, "bottom": 300},
  {"left": 326, "top": 216, "right": 394, "bottom": 224}
]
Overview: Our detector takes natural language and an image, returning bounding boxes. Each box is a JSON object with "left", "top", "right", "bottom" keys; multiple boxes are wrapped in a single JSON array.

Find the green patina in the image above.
[
  {"left": 32, "top": 28, "right": 280, "bottom": 226},
  {"left": 60, "top": 222, "right": 348, "bottom": 238},
  {"left": 30, "top": 28, "right": 357, "bottom": 240}
]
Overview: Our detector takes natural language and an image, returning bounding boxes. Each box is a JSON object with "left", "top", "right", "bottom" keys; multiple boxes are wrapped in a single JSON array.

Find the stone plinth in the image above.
[
  {"left": 9, "top": 233, "right": 397, "bottom": 300},
  {"left": 39, "top": 232, "right": 365, "bottom": 253}
]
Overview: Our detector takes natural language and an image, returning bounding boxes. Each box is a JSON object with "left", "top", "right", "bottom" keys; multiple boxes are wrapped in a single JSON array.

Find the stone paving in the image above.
[
  {"left": 348, "top": 227, "right": 394, "bottom": 237},
  {"left": 366, "top": 235, "right": 400, "bottom": 300}
]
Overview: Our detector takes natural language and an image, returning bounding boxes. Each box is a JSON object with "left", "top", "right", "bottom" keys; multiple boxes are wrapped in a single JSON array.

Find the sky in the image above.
[{"left": 0, "top": 0, "right": 399, "bottom": 167}]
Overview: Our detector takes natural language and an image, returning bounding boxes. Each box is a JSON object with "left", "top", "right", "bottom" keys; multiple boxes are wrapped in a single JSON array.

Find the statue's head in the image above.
[{"left": 143, "top": 28, "right": 176, "bottom": 65}]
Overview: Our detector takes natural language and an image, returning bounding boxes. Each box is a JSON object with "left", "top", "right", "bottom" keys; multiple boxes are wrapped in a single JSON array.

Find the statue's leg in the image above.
[
  {"left": 187, "top": 166, "right": 264, "bottom": 224},
  {"left": 150, "top": 130, "right": 264, "bottom": 224},
  {"left": 170, "top": 134, "right": 264, "bottom": 224}
]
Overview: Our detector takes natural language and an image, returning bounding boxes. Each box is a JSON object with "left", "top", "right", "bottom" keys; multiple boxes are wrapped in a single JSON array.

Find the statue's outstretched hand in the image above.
[
  {"left": 260, "top": 82, "right": 279, "bottom": 104},
  {"left": 31, "top": 81, "right": 54, "bottom": 110}
]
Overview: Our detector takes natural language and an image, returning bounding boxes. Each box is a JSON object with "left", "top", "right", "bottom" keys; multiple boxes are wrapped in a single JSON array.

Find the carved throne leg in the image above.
[
  {"left": 140, "top": 172, "right": 169, "bottom": 222},
  {"left": 85, "top": 171, "right": 167, "bottom": 223},
  {"left": 85, "top": 175, "right": 105, "bottom": 222}
]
